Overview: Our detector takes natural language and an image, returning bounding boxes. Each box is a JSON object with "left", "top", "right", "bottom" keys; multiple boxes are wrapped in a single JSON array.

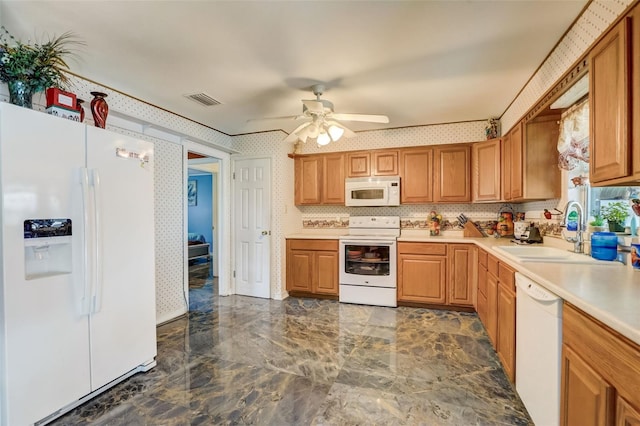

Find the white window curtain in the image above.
[{"left": 557, "top": 99, "right": 589, "bottom": 170}]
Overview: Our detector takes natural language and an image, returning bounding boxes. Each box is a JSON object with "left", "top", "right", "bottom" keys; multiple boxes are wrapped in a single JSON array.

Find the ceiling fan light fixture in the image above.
[
  {"left": 327, "top": 124, "right": 344, "bottom": 141},
  {"left": 317, "top": 131, "right": 331, "bottom": 146}
]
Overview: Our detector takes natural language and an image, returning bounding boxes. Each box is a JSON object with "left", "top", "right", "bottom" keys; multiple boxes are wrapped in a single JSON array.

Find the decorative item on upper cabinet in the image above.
[
  {"left": 485, "top": 117, "right": 500, "bottom": 139},
  {"left": 75, "top": 98, "right": 85, "bottom": 122},
  {"left": 0, "top": 26, "right": 84, "bottom": 108},
  {"left": 90, "top": 91, "right": 109, "bottom": 128},
  {"left": 429, "top": 210, "right": 442, "bottom": 236}
]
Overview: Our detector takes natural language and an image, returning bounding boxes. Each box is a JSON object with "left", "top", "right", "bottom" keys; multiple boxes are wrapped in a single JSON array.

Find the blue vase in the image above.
[{"left": 7, "top": 80, "right": 33, "bottom": 108}]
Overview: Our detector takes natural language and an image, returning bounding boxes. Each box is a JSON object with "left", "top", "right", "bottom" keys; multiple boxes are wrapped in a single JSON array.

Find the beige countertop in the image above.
[{"left": 287, "top": 230, "right": 640, "bottom": 345}]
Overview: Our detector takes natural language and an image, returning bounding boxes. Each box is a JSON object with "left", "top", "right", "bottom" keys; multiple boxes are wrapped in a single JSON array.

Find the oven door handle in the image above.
[{"left": 340, "top": 239, "right": 396, "bottom": 246}]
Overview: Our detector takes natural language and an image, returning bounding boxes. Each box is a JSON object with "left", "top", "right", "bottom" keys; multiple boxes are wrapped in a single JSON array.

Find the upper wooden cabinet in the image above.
[
  {"left": 472, "top": 138, "right": 501, "bottom": 202},
  {"left": 502, "top": 132, "right": 512, "bottom": 201},
  {"left": 347, "top": 150, "right": 398, "bottom": 177},
  {"left": 589, "top": 10, "right": 636, "bottom": 185},
  {"left": 509, "top": 122, "right": 523, "bottom": 200},
  {"left": 434, "top": 144, "right": 471, "bottom": 203},
  {"left": 295, "top": 156, "right": 322, "bottom": 205},
  {"left": 294, "top": 154, "right": 345, "bottom": 205},
  {"left": 323, "top": 154, "right": 346, "bottom": 204},
  {"left": 400, "top": 147, "right": 433, "bottom": 204},
  {"left": 502, "top": 115, "right": 560, "bottom": 202}
]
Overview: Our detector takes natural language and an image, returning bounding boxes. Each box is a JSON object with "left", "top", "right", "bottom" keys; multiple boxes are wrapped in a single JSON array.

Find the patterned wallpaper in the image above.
[{"left": 501, "top": 0, "right": 633, "bottom": 133}]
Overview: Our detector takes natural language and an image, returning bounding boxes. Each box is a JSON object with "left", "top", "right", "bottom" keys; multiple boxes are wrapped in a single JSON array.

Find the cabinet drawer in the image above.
[
  {"left": 398, "top": 242, "right": 447, "bottom": 255},
  {"left": 288, "top": 239, "right": 338, "bottom": 251},
  {"left": 488, "top": 254, "right": 499, "bottom": 276},
  {"left": 478, "top": 249, "right": 488, "bottom": 268},
  {"left": 499, "top": 263, "right": 515, "bottom": 291}
]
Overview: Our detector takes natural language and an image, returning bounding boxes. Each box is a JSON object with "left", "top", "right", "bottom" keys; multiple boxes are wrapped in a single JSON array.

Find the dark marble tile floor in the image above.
[{"left": 51, "top": 276, "right": 532, "bottom": 425}]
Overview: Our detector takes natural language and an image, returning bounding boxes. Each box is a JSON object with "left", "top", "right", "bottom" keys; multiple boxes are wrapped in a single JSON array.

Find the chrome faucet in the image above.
[{"left": 561, "top": 200, "right": 585, "bottom": 253}]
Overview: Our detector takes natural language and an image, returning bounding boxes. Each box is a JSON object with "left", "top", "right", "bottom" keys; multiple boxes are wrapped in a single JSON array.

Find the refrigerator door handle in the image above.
[
  {"left": 91, "top": 169, "right": 104, "bottom": 314},
  {"left": 80, "top": 168, "right": 93, "bottom": 315}
]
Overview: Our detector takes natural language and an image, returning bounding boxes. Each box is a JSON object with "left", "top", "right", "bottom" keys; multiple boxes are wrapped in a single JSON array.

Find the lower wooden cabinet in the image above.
[
  {"left": 286, "top": 239, "right": 338, "bottom": 297},
  {"left": 562, "top": 303, "right": 640, "bottom": 426},
  {"left": 561, "top": 345, "right": 614, "bottom": 426},
  {"left": 476, "top": 249, "right": 515, "bottom": 382},
  {"left": 448, "top": 244, "right": 476, "bottom": 306},
  {"left": 616, "top": 397, "right": 640, "bottom": 426},
  {"left": 497, "top": 277, "right": 516, "bottom": 383},
  {"left": 398, "top": 242, "right": 474, "bottom": 307},
  {"left": 398, "top": 245, "right": 447, "bottom": 304}
]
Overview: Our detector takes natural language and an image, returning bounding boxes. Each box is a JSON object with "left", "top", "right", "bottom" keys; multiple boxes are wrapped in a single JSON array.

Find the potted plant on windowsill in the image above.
[
  {"left": 0, "top": 26, "right": 83, "bottom": 108},
  {"left": 601, "top": 201, "right": 630, "bottom": 233},
  {"left": 588, "top": 213, "right": 606, "bottom": 233}
]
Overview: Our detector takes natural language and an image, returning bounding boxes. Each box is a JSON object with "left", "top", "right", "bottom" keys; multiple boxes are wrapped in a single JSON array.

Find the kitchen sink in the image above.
[{"left": 493, "top": 245, "right": 619, "bottom": 265}]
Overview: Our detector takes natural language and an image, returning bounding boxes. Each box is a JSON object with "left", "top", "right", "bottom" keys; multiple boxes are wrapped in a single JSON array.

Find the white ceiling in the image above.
[{"left": 1, "top": 1, "right": 587, "bottom": 138}]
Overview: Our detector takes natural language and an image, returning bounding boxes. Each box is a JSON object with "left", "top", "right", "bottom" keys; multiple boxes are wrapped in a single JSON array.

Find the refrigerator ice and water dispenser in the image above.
[{"left": 24, "top": 219, "right": 73, "bottom": 279}]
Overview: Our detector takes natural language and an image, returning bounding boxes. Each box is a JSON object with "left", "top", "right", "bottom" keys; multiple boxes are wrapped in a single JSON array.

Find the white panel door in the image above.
[
  {"left": 0, "top": 103, "right": 91, "bottom": 425},
  {"left": 85, "top": 127, "right": 156, "bottom": 390},
  {"left": 233, "top": 158, "right": 271, "bottom": 298}
]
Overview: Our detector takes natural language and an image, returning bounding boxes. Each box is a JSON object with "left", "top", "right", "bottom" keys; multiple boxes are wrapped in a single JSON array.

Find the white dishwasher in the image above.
[{"left": 515, "top": 273, "right": 563, "bottom": 426}]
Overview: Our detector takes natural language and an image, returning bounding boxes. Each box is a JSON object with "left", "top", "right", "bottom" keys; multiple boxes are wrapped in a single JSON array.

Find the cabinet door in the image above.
[
  {"left": 295, "top": 156, "right": 322, "bottom": 205},
  {"left": 398, "top": 254, "right": 446, "bottom": 304},
  {"left": 472, "top": 139, "right": 501, "bottom": 202},
  {"left": 502, "top": 133, "right": 512, "bottom": 200},
  {"left": 633, "top": 5, "right": 640, "bottom": 182},
  {"left": 400, "top": 147, "right": 433, "bottom": 203},
  {"left": 287, "top": 249, "right": 314, "bottom": 292},
  {"left": 314, "top": 251, "right": 339, "bottom": 295},
  {"left": 616, "top": 396, "right": 640, "bottom": 426},
  {"left": 434, "top": 144, "right": 471, "bottom": 202},
  {"left": 561, "top": 344, "right": 615, "bottom": 426},
  {"left": 323, "top": 154, "right": 345, "bottom": 204},
  {"left": 347, "top": 152, "right": 370, "bottom": 177},
  {"left": 448, "top": 244, "right": 474, "bottom": 306},
  {"left": 373, "top": 150, "right": 399, "bottom": 176},
  {"left": 510, "top": 122, "right": 523, "bottom": 200},
  {"left": 497, "top": 283, "right": 516, "bottom": 383},
  {"left": 590, "top": 18, "right": 631, "bottom": 184},
  {"left": 477, "top": 265, "right": 488, "bottom": 324},
  {"left": 486, "top": 271, "right": 498, "bottom": 346}
]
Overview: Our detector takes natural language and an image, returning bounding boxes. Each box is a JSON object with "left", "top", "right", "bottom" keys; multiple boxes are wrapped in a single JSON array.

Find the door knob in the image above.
[{"left": 261, "top": 230, "right": 270, "bottom": 236}]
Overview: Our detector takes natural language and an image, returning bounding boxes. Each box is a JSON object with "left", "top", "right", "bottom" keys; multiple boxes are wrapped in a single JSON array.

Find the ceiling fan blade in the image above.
[
  {"left": 247, "top": 115, "right": 304, "bottom": 123},
  {"left": 284, "top": 122, "right": 311, "bottom": 143},
  {"left": 331, "top": 113, "right": 389, "bottom": 124},
  {"left": 302, "top": 100, "right": 325, "bottom": 114}
]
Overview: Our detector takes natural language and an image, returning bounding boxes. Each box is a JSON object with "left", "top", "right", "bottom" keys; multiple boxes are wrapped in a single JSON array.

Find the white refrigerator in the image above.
[{"left": 0, "top": 102, "right": 157, "bottom": 425}]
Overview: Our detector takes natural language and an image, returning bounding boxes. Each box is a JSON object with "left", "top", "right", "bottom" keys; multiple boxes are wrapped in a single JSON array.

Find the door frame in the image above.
[
  {"left": 231, "top": 155, "right": 273, "bottom": 298},
  {"left": 183, "top": 141, "right": 231, "bottom": 298}
]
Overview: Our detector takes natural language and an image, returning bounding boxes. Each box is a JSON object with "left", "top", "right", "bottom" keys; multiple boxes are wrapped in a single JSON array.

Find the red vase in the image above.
[
  {"left": 75, "top": 98, "right": 85, "bottom": 123},
  {"left": 90, "top": 91, "right": 109, "bottom": 128}
]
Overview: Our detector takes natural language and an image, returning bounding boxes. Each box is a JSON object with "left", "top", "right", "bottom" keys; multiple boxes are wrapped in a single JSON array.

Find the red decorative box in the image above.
[{"left": 46, "top": 88, "right": 77, "bottom": 110}]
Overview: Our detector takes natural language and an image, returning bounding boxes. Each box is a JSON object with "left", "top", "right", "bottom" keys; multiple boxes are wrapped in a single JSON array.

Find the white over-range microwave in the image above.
[{"left": 345, "top": 176, "right": 400, "bottom": 207}]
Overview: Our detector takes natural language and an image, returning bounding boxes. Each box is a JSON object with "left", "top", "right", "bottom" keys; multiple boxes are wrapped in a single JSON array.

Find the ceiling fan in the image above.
[{"left": 252, "top": 84, "right": 389, "bottom": 146}]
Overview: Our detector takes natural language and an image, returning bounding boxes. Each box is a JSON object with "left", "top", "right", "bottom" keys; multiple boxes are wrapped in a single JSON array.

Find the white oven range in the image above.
[{"left": 339, "top": 216, "right": 400, "bottom": 307}]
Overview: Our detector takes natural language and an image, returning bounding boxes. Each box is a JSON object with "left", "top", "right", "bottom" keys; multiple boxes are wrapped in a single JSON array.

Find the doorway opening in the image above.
[{"left": 187, "top": 151, "right": 220, "bottom": 311}]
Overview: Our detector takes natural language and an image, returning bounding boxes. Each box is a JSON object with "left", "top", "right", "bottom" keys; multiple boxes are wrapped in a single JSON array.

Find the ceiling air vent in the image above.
[{"left": 184, "top": 92, "right": 221, "bottom": 107}]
